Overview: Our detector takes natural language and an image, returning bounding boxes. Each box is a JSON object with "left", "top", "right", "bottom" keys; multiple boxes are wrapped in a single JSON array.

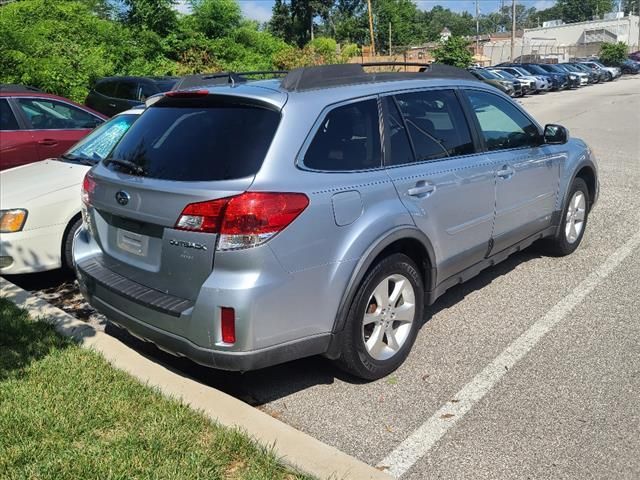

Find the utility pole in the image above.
[
  {"left": 476, "top": 0, "right": 480, "bottom": 57},
  {"left": 511, "top": 0, "right": 516, "bottom": 60},
  {"left": 367, "top": 0, "right": 376, "bottom": 57},
  {"left": 389, "top": 22, "right": 392, "bottom": 56}
]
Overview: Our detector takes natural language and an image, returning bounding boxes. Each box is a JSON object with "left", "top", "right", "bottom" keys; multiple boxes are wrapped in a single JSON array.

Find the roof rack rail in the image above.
[
  {"left": 361, "top": 61, "right": 431, "bottom": 70},
  {"left": 279, "top": 62, "right": 477, "bottom": 92},
  {"left": 0, "top": 83, "right": 43, "bottom": 93},
  {"left": 236, "top": 70, "right": 288, "bottom": 78},
  {"left": 171, "top": 70, "right": 288, "bottom": 91}
]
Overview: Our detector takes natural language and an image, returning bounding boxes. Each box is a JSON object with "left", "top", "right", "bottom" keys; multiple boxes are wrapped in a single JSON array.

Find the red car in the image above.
[{"left": 0, "top": 85, "right": 106, "bottom": 171}]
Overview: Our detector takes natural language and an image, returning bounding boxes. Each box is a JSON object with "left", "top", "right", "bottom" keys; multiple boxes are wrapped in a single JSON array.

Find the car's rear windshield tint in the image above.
[{"left": 105, "top": 103, "right": 280, "bottom": 181}]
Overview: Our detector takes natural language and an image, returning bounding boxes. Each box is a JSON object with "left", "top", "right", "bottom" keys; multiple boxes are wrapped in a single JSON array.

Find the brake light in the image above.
[
  {"left": 81, "top": 173, "right": 96, "bottom": 205},
  {"left": 175, "top": 192, "right": 309, "bottom": 250},
  {"left": 165, "top": 89, "right": 209, "bottom": 98}
]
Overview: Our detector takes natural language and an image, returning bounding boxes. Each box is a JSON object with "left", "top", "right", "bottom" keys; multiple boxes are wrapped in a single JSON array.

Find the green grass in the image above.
[{"left": 0, "top": 298, "right": 311, "bottom": 480}]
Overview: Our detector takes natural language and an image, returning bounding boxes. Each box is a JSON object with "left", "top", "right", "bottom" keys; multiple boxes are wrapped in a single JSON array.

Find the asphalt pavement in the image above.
[{"left": 8, "top": 75, "right": 640, "bottom": 479}]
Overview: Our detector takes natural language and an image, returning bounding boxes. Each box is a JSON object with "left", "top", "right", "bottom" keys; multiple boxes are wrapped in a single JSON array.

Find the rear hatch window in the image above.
[{"left": 105, "top": 100, "right": 280, "bottom": 181}]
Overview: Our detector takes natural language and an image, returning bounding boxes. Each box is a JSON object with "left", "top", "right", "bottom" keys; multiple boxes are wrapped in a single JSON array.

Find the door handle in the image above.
[
  {"left": 38, "top": 139, "right": 58, "bottom": 146},
  {"left": 408, "top": 182, "right": 435, "bottom": 197},
  {"left": 108, "top": 103, "right": 116, "bottom": 108},
  {"left": 497, "top": 166, "right": 515, "bottom": 179}
]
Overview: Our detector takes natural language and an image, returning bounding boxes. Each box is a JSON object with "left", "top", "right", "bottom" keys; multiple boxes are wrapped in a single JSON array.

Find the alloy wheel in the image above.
[
  {"left": 362, "top": 274, "right": 416, "bottom": 361},
  {"left": 565, "top": 190, "right": 586, "bottom": 244}
]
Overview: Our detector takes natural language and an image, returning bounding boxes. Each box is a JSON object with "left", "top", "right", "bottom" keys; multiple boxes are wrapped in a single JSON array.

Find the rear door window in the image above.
[
  {"left": 303, "top": 99, "right": 382, "bottom": 171},
  {"left": 392, "top": 89, "right": 474, "bottom": 163},
  {"left": 0, "top": 99, "right": 20, "bottom": 130},
  {"left": 105, "top": 102, "right": 280, "bottom": 181},
  {"left": 15, "top": 98, "right": 102, "bottom": 129}
]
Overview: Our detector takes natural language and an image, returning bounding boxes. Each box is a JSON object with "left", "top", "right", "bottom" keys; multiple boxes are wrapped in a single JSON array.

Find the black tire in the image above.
[
  {"left": 544, "top": 178, "right": 590, "bottom": 257},
  {"left": 62, "top": 218, "right": 82, "bottom": 271},
  {"left": 335, "top": 253, "right": 424, "bottom": 380}
]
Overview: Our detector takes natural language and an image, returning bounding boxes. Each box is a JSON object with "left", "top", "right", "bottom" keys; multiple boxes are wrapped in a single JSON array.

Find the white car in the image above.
[
  {"left": 494, "top": 66, "right": 552, "bottom": 93},
  {"left": 0, "top": 108, "right": 142, "bottom": 275}
]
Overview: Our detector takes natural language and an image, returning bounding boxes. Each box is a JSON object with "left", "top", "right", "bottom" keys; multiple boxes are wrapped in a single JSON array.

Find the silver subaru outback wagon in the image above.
[{"left": 74, "top": 63, "right": 599, "bottom": 380}]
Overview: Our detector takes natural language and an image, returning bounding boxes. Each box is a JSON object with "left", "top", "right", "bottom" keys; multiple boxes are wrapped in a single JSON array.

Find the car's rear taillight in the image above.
[
  {"left": 81, "top": 173, "right": 96, "bottom": 205},
  {"left": 175, "top": 192, "right": 309, "bottom": 250}
]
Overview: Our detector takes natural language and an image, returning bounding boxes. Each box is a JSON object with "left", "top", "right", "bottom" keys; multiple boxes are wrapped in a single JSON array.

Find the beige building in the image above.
[{"left": 481, "top": 14, "right": 639, "bottom": 65}]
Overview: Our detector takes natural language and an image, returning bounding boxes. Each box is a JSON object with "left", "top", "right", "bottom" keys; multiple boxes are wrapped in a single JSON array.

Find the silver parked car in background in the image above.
[{"left": 74, "top": 63, "right": 599, "bottom": 380}]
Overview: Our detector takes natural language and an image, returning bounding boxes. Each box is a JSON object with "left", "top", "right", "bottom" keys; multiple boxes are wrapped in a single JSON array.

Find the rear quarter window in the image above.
[
  {"left": 303, "top": 98, "right": 382, "bottom": 171},
  {"left": 105, "top": 102, "right": 280, "bottom": 181}
]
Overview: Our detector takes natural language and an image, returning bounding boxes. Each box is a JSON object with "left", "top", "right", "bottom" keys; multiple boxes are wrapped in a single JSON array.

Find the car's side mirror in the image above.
[{"left": 543, "top": 124, "right": 569, "bottom": 144}]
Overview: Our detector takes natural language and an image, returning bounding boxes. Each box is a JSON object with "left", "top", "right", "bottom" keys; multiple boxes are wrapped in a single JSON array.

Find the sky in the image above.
[{"left": 174, "top": 1, "right": 559, "bottom": 23}]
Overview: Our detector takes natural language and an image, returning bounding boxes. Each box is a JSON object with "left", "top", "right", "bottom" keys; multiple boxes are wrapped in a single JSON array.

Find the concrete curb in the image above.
[{"left": 0, "top": 278, "right": 392, "bottom": 480}]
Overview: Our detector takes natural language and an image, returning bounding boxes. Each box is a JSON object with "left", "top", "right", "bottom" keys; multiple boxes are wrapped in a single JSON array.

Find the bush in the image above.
[
  {"left": 599, "top": 42, "right": 628, "bottom": 66},
  {"left": 432, "top": 36, "right": 474, "bottom": 69},
  {"left": 0, "top": 0, "right": 176, "bottom": 102}
]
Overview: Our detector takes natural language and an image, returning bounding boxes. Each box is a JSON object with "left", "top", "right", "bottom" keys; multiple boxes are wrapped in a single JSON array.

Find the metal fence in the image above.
[
  {"left": 352, "top": 40, "right": 638, "bottom": 68},
  {"left": 481, "top": 40, "right": 639, "bottom": 65}
]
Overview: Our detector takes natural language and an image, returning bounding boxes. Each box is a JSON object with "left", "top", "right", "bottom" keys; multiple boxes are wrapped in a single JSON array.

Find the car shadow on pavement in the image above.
[{"left": 103, "top": 246, "right": 544, "bottom": 407}]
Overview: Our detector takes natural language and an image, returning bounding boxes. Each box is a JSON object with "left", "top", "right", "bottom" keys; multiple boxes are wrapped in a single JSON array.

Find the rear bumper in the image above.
[
  {"left": 86, "top": 289, "right": 330, "bottom": 371},
  {"left": 73, "top": 227, "right": 341, "bottom": 371}
]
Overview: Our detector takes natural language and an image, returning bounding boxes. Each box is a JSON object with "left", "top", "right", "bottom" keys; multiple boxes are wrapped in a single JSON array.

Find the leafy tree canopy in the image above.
[
  {"left": 432, "top": 36, "right": 474, "bottom": 68},
  {"left": 599, "top": 41, "right": 629, "bottom": 65}
]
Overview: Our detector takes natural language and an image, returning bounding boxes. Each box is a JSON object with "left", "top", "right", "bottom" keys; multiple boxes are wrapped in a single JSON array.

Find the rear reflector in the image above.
[
  {"left": 175, "top": 192, "right": 309, "bottom": 250},
  {"left": 220, "top": 307, "right": 236, "bottom": 344}
]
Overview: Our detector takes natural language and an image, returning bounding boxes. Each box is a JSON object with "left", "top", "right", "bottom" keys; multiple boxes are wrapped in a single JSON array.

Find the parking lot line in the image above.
[{"left": 377, "top": 230, "right": 640, "bottom": 478}]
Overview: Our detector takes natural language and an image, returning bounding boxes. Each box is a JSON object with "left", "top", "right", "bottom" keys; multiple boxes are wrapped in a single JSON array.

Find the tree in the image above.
[
  {"left": 556, "top": 0, "right": 615, "bottom": 23},
  {"left": 420, "top": 6, "right": 474, "bottom": 41},
  {"left": 188, "top": 0, "right": 241, "bottom": 38},
  {"left": 269, "top": 0, "right": 294, "bottom": 43},
  {"left": 622, "top": 0, "right": 639, "bottom": 15},
  {"left": 599, "top": 41, "right": 628, "bottom": 65},
  {"left": 268, "top": 0, "right": 334, "bottom": 47},
  {"left": 371, "top": 0, "right": 426, "bottom": 52},
  {"left": 0, "top": 0, "right": 173, "bottom": 101},
  {"left": 432, "top": 36, "right": 473, "bottom": 68},
  {"left": 122, "top": 0, "right": 178, "bottom": 35}
]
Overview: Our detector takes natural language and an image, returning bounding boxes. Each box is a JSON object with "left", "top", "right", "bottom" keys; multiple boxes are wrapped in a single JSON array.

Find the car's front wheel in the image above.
[
  {"left": 545, "top": 178, "right": 590, "bottom": 256},
  {"left": 336, "top": 253, "right": 424, "bottom": 380},
  {"left": 62, "top": 218, "right": 82, "bottom": 271}
]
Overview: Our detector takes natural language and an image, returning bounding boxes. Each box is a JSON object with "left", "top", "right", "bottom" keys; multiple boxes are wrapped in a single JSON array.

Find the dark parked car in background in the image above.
[
  {"left": 468, "top": 68, "right": 516, "bottom": 96},
  {"left": 1, "top": 85, "right": 106, "bottom": 170},
  {"left": 85, "top": 76, "right": 178, "bottom": 116},
  {"left": 628, "top": 51, "right": 640, "bottom": 62},
  {"left": 620, "top": 59, "right": 640, "bottom": 75}
]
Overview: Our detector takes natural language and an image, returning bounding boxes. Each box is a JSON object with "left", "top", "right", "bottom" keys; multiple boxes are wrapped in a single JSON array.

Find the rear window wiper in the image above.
[{"left": 105, "top": 158, "right": 147, "bottom": 175}]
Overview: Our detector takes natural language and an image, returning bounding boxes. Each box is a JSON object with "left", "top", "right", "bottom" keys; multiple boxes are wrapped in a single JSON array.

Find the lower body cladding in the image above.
[{"left": 73, "top": 228, "right": 352, "bottom": 371}]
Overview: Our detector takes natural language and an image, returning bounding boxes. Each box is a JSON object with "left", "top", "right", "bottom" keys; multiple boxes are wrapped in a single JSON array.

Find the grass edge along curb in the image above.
[
  {"left": 0, "top": 278, "right": 393, "bottom": 480},
  {"left": 0, "top": 297, "right": 310, "bottom": 480}
]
